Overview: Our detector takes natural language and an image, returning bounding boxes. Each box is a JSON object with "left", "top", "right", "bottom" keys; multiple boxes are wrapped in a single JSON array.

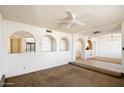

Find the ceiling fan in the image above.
[{"left": 57, "top": 11, "right": 85, "bottom": 28}]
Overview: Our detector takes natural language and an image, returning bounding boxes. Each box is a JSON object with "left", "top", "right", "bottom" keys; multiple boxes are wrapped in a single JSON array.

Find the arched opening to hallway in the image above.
[
  {"left": 75, "top": 39, "right": 85, "bottom": 62},
  {"left": 9, "top": 31, "right": 36, "bottom": 54}
]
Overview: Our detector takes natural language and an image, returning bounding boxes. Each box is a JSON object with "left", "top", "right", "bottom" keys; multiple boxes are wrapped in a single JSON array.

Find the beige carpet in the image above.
[{"left": 5, "top": 64, "right": 124, "bottom": 87}]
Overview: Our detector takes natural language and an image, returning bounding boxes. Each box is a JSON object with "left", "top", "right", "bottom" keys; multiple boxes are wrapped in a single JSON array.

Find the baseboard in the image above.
[
  {"left": 69, "top": 61, "right": 76, "bottom": 64},
  {"left": 0, "top": 75, "right": 5, "bottom": 87}
]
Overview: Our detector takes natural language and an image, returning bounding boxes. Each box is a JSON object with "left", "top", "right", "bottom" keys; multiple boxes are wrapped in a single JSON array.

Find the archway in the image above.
[
  {"left": 41, "top": 35, "right": 56, "bottom": 52},
  {"left": 9, "top": 31, "right": 36, "bottom": 54},
  {"left": 75, "top": 39, "right": 85, "bottom": 61},
  {"left": 85, "top": 39, "right": 93, "bottom": 58},
  {"left": 86, "top": 39, "right": 93, "bottom": 50}
]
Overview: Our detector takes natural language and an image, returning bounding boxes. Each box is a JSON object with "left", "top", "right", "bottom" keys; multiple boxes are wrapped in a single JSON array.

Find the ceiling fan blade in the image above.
[
  {"left": 66, "top": 11, "right": 74, "bottom": 20},
  {"left": 74, "top": 20, "right": 85, "bottom": 26},
  {"left": 67, "top": 21, "right": 74, "bottom": 28},
  {"left": 56, "top": 20, "right": 70, "bottom": 24}
]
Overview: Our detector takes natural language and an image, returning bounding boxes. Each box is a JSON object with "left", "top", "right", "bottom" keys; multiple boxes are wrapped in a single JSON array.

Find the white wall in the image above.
[
  {"left": 0, "top": 13, "right": 3, "bottom": 80},
  {"left": 95, "top": 33, "right": 122, "bottom": 58},
  {"left": 3, "top": 20, "right": 73, "bottom": 78},
  {"left": 122, "top": 22, "right": 124, "bottom": 73}
]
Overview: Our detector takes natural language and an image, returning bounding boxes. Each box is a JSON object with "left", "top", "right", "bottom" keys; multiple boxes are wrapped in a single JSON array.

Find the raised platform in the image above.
[
  {"left": 69, "top": 62, "right": 122, "bottom": 77},
  {"left": 88, "top": 57, "right": 121, "bottom": 64}
]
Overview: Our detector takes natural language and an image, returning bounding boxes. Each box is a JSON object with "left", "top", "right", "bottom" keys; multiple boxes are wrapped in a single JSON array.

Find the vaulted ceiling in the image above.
[{"left": 0, "top": 5, "right": 124, "bottom": 36}]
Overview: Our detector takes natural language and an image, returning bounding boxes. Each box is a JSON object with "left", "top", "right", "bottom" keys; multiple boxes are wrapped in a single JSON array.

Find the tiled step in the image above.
[
  {"left": 69, "top": 62, "right": 122, "bottom": 77},
  {"left": 88, "top": 57, "right": 121, "bottom": 64}
]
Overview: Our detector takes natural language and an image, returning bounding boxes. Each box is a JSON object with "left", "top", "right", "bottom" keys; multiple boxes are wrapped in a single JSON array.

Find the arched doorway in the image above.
[
  {"left": 86, "top": 39, "right": 93, "bottom": 50},
  {"left": 85, "top": 38, "right": 93, "bottom": 58},
  {"left": 75, "top": 39, "right": 85, "bottom": 61}
]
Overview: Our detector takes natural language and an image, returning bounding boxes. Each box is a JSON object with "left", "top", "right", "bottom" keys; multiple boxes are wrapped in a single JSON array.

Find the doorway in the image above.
[
  {"left": 75, "top": 39, "right": 85, "bottom": 62},
  {"left": 10, "top": 38, "right": 22, "bottom": 53}
]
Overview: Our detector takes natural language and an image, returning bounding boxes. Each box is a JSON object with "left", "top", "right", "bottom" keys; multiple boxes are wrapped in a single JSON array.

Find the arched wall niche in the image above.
[
  {"left": 76, "top": 39, "right": 85, "bottom": 58},
  {"left": 59, "top": 37, "right": 69, "bottom": 51},
  {"left": 9, "top": 31, "right": 36, "bottom": 54},
  {"left": 41, "top": 35, "right": 57, "bottom": 52}
]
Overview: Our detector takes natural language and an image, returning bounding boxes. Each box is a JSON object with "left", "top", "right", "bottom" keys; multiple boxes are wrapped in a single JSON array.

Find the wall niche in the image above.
[
  {"left": 41, "top": 35, "right": 56, "bottom": 52},
  {"left": 59, "top": 37, "right": 69, "bottom": 51}
]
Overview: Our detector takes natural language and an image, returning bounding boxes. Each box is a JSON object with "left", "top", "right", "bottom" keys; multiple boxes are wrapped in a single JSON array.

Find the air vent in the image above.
[
  {"left": 46, "top": 30, "right": 52, "bottom": 33},
  {"left": 94, "top": 31, "right": 100, "bottom": 34}
]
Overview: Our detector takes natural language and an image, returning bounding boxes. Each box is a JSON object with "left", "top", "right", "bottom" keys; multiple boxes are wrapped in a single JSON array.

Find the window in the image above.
[{"left": 26, "top": 42, "right": 35, "bottom": 53}]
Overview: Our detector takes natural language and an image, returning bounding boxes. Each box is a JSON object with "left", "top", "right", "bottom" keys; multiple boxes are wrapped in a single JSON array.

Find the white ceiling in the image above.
[{"left": 0, "top": 5, "right": 124, "bottom": 36}]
